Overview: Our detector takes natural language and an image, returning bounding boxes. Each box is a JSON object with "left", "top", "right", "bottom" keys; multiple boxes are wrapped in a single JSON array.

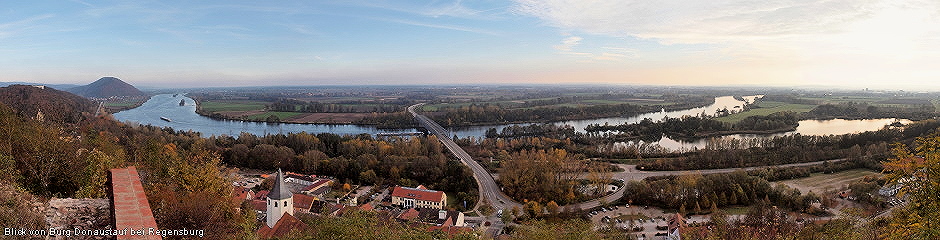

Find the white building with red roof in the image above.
[{"left": 391, "top": 185, "right": 446, "bottom": 209}]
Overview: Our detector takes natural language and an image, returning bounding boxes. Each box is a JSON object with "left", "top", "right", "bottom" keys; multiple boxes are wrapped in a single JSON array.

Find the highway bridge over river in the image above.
[{"left": 408, "top": 104, "right": 626, "bottom": 213}]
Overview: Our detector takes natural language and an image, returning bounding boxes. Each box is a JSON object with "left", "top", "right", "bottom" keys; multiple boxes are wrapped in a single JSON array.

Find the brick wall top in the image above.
[{"left": 109, "top": 166, "right": 162, "bottom": 240}]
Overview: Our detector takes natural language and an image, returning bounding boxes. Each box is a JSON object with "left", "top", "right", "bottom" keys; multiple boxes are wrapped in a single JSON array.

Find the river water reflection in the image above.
[
  {"left": 113, "top": 94, "right": 417, "bottom": 137},
  {"left": 618, "top": 118, "right": 910, "bottom": 152},
  {"left": 447, "top": 95, "right": 762, "bottom": 138},
  {"left": 116, "top": 94, "right": 908, "bottom": 149}
]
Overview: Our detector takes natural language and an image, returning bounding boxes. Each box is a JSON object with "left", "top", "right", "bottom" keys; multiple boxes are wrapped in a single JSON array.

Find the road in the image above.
[
  {"left": 408, "top": 104, "right": 518, "bottom": 238},
  {"left": 600, "top": 158, "right": 850, "bottom": 181},
  {"left": 408, "top": 104, "right": 522, "bottom": 212},
  {"left": 408, "top": 103, "right": 849, "bottom": 219}
]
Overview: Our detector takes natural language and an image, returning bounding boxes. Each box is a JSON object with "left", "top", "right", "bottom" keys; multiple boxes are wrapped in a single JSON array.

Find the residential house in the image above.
[
  {"left": 666, "top": 213, "right": 686, "bottom": 240},
  {"left": 391, "top": 185, "right": 446, "bottom": 209}
]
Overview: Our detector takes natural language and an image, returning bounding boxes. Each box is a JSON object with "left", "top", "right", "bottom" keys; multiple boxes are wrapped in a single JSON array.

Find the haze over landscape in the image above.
[
  {"left": 2, "top": 0, "right": 940, "bottom": 89},
  {"left": 5, "top": 1, "right": 940, "bottom": 240}
]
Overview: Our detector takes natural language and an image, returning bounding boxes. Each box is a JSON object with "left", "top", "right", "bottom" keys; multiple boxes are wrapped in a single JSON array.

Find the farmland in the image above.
[
  {"left": 778, "top": 169, "right": 882, "bottom": 194},
  {"left": 716, "top": 101, "right": 816, "bottom": 123}
]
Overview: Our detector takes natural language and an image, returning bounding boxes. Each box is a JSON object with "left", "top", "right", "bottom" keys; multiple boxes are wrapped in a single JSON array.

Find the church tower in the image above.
[{"left": 266, "top": 169, "right": 294, "bottom": 228}]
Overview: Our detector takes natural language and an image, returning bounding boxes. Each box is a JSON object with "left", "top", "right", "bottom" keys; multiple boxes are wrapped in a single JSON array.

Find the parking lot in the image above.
[{"left": 589, "top": 205, "right": 711, "bottom": 239}]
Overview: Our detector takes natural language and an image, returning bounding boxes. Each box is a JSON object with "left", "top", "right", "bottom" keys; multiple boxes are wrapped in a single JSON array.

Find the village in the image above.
[{"left": 232, "top": 169, "right": 479, "bottom": 239}]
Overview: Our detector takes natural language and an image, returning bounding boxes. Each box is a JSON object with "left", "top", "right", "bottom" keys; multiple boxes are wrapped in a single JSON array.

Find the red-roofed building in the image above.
[
  {"left": 667, "top": 213, "right": 687, "bottom": 240},
  {"left": 256, "top": 213, "right": 306, "bottom": 239},
  {"left": 251, "top": 200, "right": 267, "bottom": 213},
  {"left": 292, "top": 193, "right": 315, "bottom": 213},
  {"left": 254, "top": 190, "right": 269, "bottom": 201},
  {"left": 428, "top": 225, "right": 474, "bottom": 238},
  {"left": 359, "top": 203, "right": 374, "bottom": 212},
  {"left": 232, "top": 187, "right": 254, "bottom": 206},
  {"left": 391, "top": 186, "right": 446, "bottom": 209},
  {"left": 300, "top": 179, "right": 333, "bottom": 196},
  {"left": 397, "top": 208, "right": 420, "bottom": 221},
  {"left": 285, "top": 172, "right": 317, "bottom": 185}
]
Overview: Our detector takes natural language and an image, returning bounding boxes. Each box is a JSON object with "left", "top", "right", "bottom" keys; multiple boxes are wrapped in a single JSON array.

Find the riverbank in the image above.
[
  {"left": 192, "top": 98, "right": 391, "bottom": 125},
  {"left": 669, "top": 126, "right": 798, "bottom": 140},
  {"left": 103, "top": 97, "right": 149, "bottom": 113},
  {"left": 190, "top": 96, "right": 719, "bottom": 129},
  {"left": 426, "top": 99, "right": 719, "bottom": 128}
]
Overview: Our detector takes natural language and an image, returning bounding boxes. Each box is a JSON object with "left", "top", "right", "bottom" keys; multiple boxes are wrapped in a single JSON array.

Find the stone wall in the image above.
[{"left": 45, "top": 198, "right": 113, "bottom": 240}]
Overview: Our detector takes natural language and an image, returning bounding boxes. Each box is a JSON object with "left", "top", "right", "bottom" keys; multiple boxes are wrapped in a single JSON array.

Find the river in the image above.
[
  {"left": 115, "top": 94, "right": 905, "bottom": 146},
  {"left": 446, "top": 95, "right": 763, "bottom": 138},
  {"left": 113, "top": 94, "right": 417, "bottom": 137},
  {"left": 616, "top": 118, "right": 910, "bottom": 152}
]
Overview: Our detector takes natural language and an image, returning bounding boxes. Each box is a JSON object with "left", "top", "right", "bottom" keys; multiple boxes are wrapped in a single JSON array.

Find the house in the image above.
[
  {"left": 308, "top": 200, "right": 350, "bottom": 216},
  {"left": 415, "top": 208, "right": 466, "bottom": 227},
  {"left": 254, "top": 190, "right": 270, "bottom": 201},
  {"left": 301, "top": 179, "right": 333, "bottom": 196},
  {"left": 285, "top": 172, "right": 318, "bottom": 185},
  {"left": 232, "top": 187, "right": 254, "bottom": 206},
  {"left": 391, "top": 185, "right": 446, "bottom": 209},
  {"left": 359, "top": 203, "right": 375, "bottom": 212},
  {"left": 256, "top": 213, "right": 305, "bottom": 239},
  {"left": 666, "top": 213, "right": 686, "bottom": 240},
  {"left": 292, "top": 194, "right": 316, "bottom": 213},
  {"left": 394, "top": 208, "right": 472, "bottom": 237}
]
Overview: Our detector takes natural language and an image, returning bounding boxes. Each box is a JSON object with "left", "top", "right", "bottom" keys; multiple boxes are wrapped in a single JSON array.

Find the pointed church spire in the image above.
[{"left": 268, "top": 168, "right": 292, "bottom": 200}]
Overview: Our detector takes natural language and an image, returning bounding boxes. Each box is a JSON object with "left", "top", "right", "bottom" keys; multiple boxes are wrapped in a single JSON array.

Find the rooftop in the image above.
[
  {"left": 268, "top": 169, "right": 292, "bottom": 200},
  {"left": 391, "top": 186, "right": 444, "bottom": 202}
]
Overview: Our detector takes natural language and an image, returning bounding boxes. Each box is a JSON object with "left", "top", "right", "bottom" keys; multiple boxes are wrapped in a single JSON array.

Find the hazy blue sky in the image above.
[{"left": 2, "top": 0, "right": 939, "bottom": 88}]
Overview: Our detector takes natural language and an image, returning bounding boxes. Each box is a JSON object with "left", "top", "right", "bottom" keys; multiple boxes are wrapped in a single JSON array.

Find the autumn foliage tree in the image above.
[
  {"left": 140, "top": 142, "right": 256, "bottom": 239},
  {"left": 499, "top": 149, "right": 586, "bottom": 204},
  {"left": 881, "top": 136, "right": 940, "bottom": 239}
]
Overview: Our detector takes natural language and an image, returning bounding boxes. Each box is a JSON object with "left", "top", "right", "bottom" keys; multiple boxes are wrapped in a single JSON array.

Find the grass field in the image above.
[
  {"left": 422, "top": 97, "right": 675, "bottom": 111},
  {"left": 778, "top": 169, "right": 881, "bottom": 194},
  {"left": 199, "top": 100, "right": 267, "bottom": 112},
  {"left": 246, "top": 111, "right": 303, "bottom": 121},
  {"left": 721, "top": 206, "right": 751, "bottom": 215},
  {"left": 716, "top": 101, "right": 816, "bottom": 123},
  {"left": 104, "top": 101, "right": 139, "bottom": 108}
]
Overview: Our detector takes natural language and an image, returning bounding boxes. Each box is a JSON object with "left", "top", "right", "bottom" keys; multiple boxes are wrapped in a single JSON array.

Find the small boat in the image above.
[
  {"left": 179, "top": 99, "right": 186, "bottom": 106},
  {"left": 160, "top": 116, "right": 172, "bottom": 122}
]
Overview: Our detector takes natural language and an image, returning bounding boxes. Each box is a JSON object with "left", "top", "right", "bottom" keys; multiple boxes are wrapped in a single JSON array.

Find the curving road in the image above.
[
  {"left": 599, "top": 158, "right": 850, "bottom": 181},
  {"left": 408, "top": 103, "right": 848, "bottom": 215},
  {"left": 408, "top": 104, "right": 523, "bottom": 212}
]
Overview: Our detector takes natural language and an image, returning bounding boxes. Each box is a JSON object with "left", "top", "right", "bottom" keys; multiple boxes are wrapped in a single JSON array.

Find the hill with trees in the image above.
[{"left": 0, "top": 84, "right": 96, "bottom": 123}]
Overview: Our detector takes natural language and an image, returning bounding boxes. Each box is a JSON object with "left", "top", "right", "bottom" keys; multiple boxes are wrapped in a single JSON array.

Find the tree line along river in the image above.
[{"left": 114, "top": 94, "right": 905, "bottom": 151}]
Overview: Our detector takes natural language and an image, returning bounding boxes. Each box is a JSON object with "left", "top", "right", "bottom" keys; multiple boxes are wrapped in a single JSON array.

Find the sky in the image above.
[{"left": 1, "top": 0, "right": 939, "bottom": 89}]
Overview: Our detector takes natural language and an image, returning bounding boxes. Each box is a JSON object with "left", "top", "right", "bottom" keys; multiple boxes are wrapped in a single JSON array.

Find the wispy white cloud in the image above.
[
  {"left": 553, "top": 36, "right": 635, "bottom": 61},
  {"left": 0, "top": 14, "right": 56, "bottom": 39},
  {"left": 553, "top": 36, "right": 581, "bottom": 52},
  {"left": 515, "top": 0, "right": 940, "bottom": 84},
  {"left": 513, "top": 0, "right": 895, "bottom": 44},
  {"left": 67, "top": 0, "right": 94, "bottom": 7},
  {"left": 373, "top": 17, "right": 501, "bottom": 35},
  {"left": 345, "top": 0, "right": 507, "bottom": 20}
]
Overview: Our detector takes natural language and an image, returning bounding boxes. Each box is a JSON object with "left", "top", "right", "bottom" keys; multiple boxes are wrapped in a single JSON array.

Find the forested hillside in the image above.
[{"left": 0, "top": 85, "right": 95, "bottom": 123}]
